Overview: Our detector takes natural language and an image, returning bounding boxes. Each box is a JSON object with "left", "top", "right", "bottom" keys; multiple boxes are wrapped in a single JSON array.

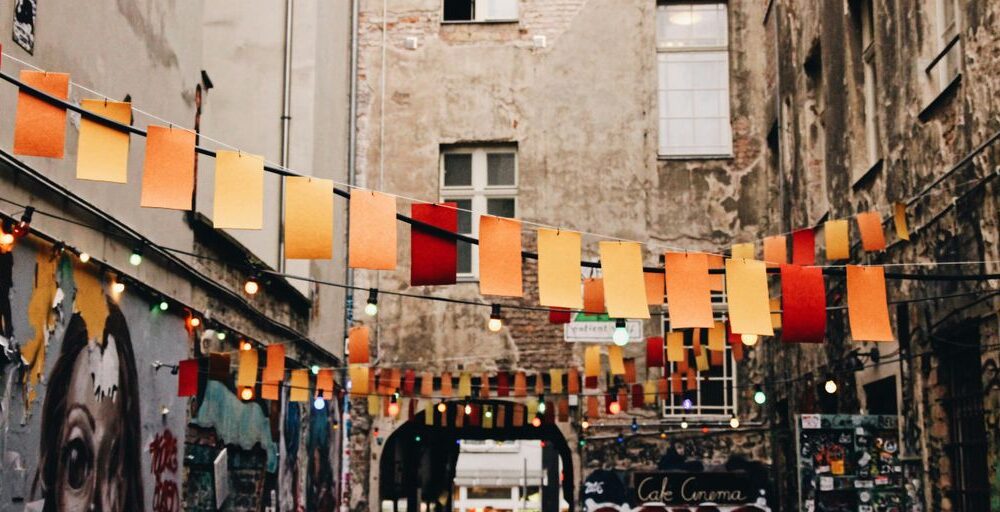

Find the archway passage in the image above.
[{"left": 378, "top": 399, "right": 575, "bottom": 512}]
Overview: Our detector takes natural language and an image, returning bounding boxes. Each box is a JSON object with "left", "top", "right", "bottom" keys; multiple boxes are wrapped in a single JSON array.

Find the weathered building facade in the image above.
[
  {"left": 0, "top": 1, "right": 352, "bottom": 511},
  {"left": 347, "top": 1, "right": 998, "bottom": 512}
]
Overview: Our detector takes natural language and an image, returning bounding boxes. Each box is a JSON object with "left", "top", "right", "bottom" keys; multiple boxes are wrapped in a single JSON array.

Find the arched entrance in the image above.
[{"left": 377, "top": 399, "right": 576, "bottom": 512}]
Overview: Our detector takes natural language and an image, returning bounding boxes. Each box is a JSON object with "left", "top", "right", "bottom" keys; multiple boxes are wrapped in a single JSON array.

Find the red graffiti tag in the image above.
[{"left": 149, "top": 430, "right": 179, "bottom": 512}]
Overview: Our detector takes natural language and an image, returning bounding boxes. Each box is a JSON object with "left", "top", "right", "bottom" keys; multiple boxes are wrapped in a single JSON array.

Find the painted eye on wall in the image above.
[{"left": 62, "top": 438, "right": 93, "bottom": 490}]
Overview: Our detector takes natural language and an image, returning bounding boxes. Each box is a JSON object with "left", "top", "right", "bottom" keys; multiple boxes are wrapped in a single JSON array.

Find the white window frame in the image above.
[
  {"left": 440, "top": 146, "right": 518, "bottom": 280},
  {"left": 925, "top": 0, "right": 961, "bottom": 97},
  {"left": 656, "top": 2, "right": 733, "bottom": 158},
  {"left": 854, "top": 0, "right": 881, "bottom": 181},
  {"left": 661, "top": 304, "right": 738, "bottom": 420},
  {"left": 442, "top": 0, "right": 519, "bottom": 23}
]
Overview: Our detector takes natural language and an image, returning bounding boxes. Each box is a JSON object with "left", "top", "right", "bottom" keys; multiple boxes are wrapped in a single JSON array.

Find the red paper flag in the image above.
[
  {"left": 582, "top": 278, "right": 606, "bottom": 314},
  {"left": 177, "top": 359, "right": 198, "bottom": 397},
  {"left": 646, "top": 336, "right": 665, "bottom": 368},
  {"left": 585, "top": 376, "right": 598, "bottom": 389},
  {"left": 792, "top": 228, "right": 815, "bottom": 266},
  {"left": 631, "top": 383, "right": 644, "bottom": 409},
  {"left": 548, "top": 308, "right": 572, "bottom": 324},
  {"left": 726, "top": 321, "right": 745, "bottom": 361},
  {"left": 403, "top": 369, "right": 416, "bottom": 395},
  {"left": 780, "top": 264, "right": 826, "bottom": 343},
  {"left": 411, "top": 203, "right": 458, "bottom": 285},
  {"left": 497, "top": 372, "right": 510, "bottom": 397},
  {"left": 671, "top": 372, "right": 682, "bottom": 394}
]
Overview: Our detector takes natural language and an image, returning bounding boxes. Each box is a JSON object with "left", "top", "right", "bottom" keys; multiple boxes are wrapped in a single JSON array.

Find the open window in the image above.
[{"left": 443, "top": 0, "right": 519, "bottom": 23}]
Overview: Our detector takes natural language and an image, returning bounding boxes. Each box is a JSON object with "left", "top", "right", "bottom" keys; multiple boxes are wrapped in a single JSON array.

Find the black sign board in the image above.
[{"left": 631, "top": 471, "right": 756, "bottom": 505}]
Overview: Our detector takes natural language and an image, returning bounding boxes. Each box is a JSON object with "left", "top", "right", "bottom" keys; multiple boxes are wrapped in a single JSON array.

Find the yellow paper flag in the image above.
[
  {"left": 284, "top": 177, "right": 333, "bottom": 259},
  {"left": 77, "top": 100, "right": 131, "bottom": 183},
  {"left": 731, "top": 242, "right": 754, "bottom": 259},
  {"left": 537, "top": 228, "right": 582, "bottom": 309},
  {"left": 425, "top": 401, "right": 435, "bottom": 426},
  {"left": 140, "top": 126, "right": 196, "bottom": 210},
  {"left": 708, "top": 322, "right": 725, "bottom": 352},
  {"left": 893, "top": 202, "right": 910, "bottom": 241},
  {"left": 549, "top": 369, "right": 564, "bottom": 393},
  {"left": 237, "top": 349, "right": 258, "bottom": 388},
  {"left": 213, "top": 150, "right": 264, "bottom": 229},
  {"left": 458, "top": 372, "right": 472, "bottom": 397},
  {"left": 695, "top": 349, "right": 709, "bottom": 372},
  {"left": 643, "top": 380, "right": 657, "bottom": 405},
  {"left": 349, "top": 365, "right": 369, "bottom": 397},
  {"left": 825, "top": 219, "right": 850, "bottom": 261},
  {"left": 584, "top": 346, "right": 601, "bottom": 377},
  {"left": 770, "top": 297, "right": 782, "bottom": 330},
  {"left": 599, "top": 241, "right": 650, "bottom": 319},
  {"left": 607, "top": 345, "right": 626, "bottom": 375},
  {"left": 348, "top": 190, "right": 397, "bottom": 270},
  {"left": 289, "top": 369, "right": 310, "bottom": 402},
  {"left": 666, "top": 331, "right": 685, "bottom": 362},
  {"left": 725, "top": 258, "right": 774, "bottom": 336}
]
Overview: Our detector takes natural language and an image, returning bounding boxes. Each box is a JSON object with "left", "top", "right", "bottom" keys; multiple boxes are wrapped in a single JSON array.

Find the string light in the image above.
[
  {"left": 682, "top": 398, "right": 693, "bottom": 410},
  {"left": 608, "top": 399, "right": 621, "bottom": 415},
  {"left": 616, "top": 432, "right": 624, "bottom": 444},
  {"left": 659, "top": 429, "right": 667, "bottom": 439},
  {"left": 630, "top": 417, "right": 639, "bottom": 433},
  {"left": 240, "top": 340, "right": 253, "bottom": 351},
  {"left": 612, "top": 319, "right": 630, "bottom": 346},
  {"left": 0, "top": 231, "right": 13, "bottom": 246},
  {"left": 580, "top": 419, "right": 590, "bottom": 430},
  {"left": 680, "top": 418, "right": 688, "bottom": 429},
  {"left": 579, "top": 439, "right": 586, "bottom": 447},
  {"left": 464, "top": 402, "right": 472, "bottom": 415},
  {"left": 387, "top": 394, "right": 400, "bottom": 416},
  {"left": 158, "top": 300, "right": 169, "bottom": 311},
  {"left": 364, "top": 288, "right": 379, "bottom": 316},
  {"left": 243, "top": 275, "right": 260, "bottom": 296},
  {"left": 824, "top": 377, "right": 838, "bottom": 394},
  {"left": 78, "top": 252, "right": 91, "bottom": 263},
  {"left": 484, "top": 408, "right": 493, "bottom": 419},
  {"left": 754, "top": 388, "right": 767, "bottom": 405},
  {"left": 537, "top": 397, "right": 547, "bottom": 414},
  {"left": 240, "top": 386, "right": 254, "bottom": 401},
  {"left": 12, "top": 207, "right": 33, "bottom": 238},
  {"left": 729, "top": 415, "right": 740, "bottom": 428},
  {"left": 129, "top": 246, "right": 143, "bottom": 266},
  {"left": 313, "top": 397, "right": 326, "bottom": 410},
  {"left": 311, "top": 365, "right": 320, "bottom": 375},
  {"left": 487, "top": 304, "right": 503, "bottom": 332},
  {"left": 187, "top": 316, "right": 201, "bottom": 329},
  {"left": 531, "top": 415, "right": 542, "bottom": 427},
  {"left": 741, "top": 333, "right": 758, "bottom": 346},
  {"left": 414, "top": 435, "right": 421, "bottom": 442},
  {"left": 701, "top": 426, "right": 710, "bottom": 433},
  {"left": 437, "top": 402, "right": 447, "bottom": 413},
  {"left": 217, "top": 331, "right": 227, "bottom": 341},
  {"left": 111, "top": 281, "right": 126, "bottom": 295}
]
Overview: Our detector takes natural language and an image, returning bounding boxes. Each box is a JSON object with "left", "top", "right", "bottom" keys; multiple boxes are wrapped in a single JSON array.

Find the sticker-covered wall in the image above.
[{"left": 0, "top": 238, "right": 187, "bottom": 511}]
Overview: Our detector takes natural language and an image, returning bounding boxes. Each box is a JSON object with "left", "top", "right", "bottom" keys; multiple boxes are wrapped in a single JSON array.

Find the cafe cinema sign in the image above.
[{"left": 632, "top": 472, "right": 756, "bottom": 505}]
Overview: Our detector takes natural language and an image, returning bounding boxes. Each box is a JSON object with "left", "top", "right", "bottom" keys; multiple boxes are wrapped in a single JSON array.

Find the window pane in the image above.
[
  {"left": 487, "top": 153, "right": 516, "bottom": 186},
  {"left": 443, "top": 154, "right": 472, "bottom": 186},
  {"left": 485, "top": 0, "right": 518, "bottom": 20},
  {"left": 443, "top": 0, "right": 474, "bottom": 21},
  {"left": 656, "top": 3, "right": 728, "bottom": 48},
  {"left": 451, "top": 199, "right": 472, "bottom": 233},
  {"left": 658, "top": 51, "right": 731, "bottom": 156},
  {"left": 487, "top": 198, "right": 515, "bottom": 218}
]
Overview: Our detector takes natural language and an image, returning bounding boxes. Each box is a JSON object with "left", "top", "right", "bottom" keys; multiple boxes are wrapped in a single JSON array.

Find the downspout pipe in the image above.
[{"left": 278, "top": 0, "right": 294, "bottom": 270}]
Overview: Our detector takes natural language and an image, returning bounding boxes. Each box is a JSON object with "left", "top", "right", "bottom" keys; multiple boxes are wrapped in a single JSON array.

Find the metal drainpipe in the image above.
[{"left": 278, "top": 0, "right": 294, "bottom": 271}]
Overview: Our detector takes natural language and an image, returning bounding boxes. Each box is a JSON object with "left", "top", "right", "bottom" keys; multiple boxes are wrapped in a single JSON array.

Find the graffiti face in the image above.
[{"left": 55, "top": 336, "right": 126, "bottom": 511}]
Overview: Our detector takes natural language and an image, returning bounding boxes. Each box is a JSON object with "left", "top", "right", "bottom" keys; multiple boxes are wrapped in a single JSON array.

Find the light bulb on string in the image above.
[
  {"left": 78, "top": 252, "right": 91, "bottom": 263},
  {"left": 217, "top": 331, "right": 227, "bottom": 341},
  {"left": 580, "top": 419, "right": 590, "bottom": 430},
  {"left": 487, "top": 304, "right": 503, "bottom": 332},
  {"left": 659, "top": 429, "right": 667, "bottom": 440},
  {"left": 729, "top": 415, "right": 740, "bottom": 428},
  {"left": 682, "top": 398, "right": 693, "bottom": 410},
  {"left": 616, "top": 432, "right": 624, "bottom": 444},
  {"left": 437, "top": 402, "right": 447, "bottom": 413},
  {"left": 244, "top": 275, "right": 260, "bottom": 296},
  {"left": 531, "top": 415, "right": 542, "bottom": 428},
  {"left": 608, "top": 399, "right": 621, "bottom": 415},
  {"left": 188, "top": 316, "right": 201, "bottom": 328},
  {"left": 387, "top": 394, "right": 400, "bottom": 416},
  {"left": 464, "top": 402, "right": 472, "bottom": 415},
  {"left": 824, "top": 377, "right": 838, "bottom": 394},
  {"left": 240, "top": 387, "right": 254, "bottom": 401},
  {"left": 484, "top": 408, "right": 493, "bottom": 419},
  {"left": 740, "top": 333, "right": 758, "bottom": 346},
  {"left": 537, "top": 397, "right": 546, "bottom": 414},
  {"left": 630, "top": 417, "right": 639, "bottom": 433},
  {"left": 680, "top": 418, "right": 689, "bottom": 429},
  {"left": 364, "top": 288, "right": 379, "bottom": 316},
  {"left": 129, "top": 246, "right": 143, "bottom": 266},
  {"left": 313, "top": 397, "right": 326, "bottom": 410},
  {"left": 0, "top": 232, "right": 14, "bottom": 246},
  {"left": 111, "top": 281, "right": 126, "bottom": 295},
  {"left": 311, "top": 365, "right": 320, "bottom": 375},
  {"left": 754, "top": 388, "right": 767, "bottom": 405},
  {"left": 612, "top": 318, "right": 630, "bottom": 346},
  {"left": 12, "top": 207, "right": 33, "bottom": 238},
  {"left": 158, "top": 300, "right": 169, "bottom": 311},
  {"left": 240, "top": 340, "right": 253, "bottom": 351}
]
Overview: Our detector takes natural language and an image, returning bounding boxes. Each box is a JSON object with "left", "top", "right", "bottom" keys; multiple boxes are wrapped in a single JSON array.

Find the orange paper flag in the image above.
[
  {"left": 513, "top": 372, "right": 527, "bottom": 397},
  {"left": 644, "top": 272, "right": 665, "bottom": 305},
  {"left": 348, "top": 325, "right": 370, "bottom": 364},
  {"left": 349, "top": 190, "right": 397, "bottom": 270},
  {"left": 846, "top": 265, "right": 894, "bottom": 341},
  {"left": 731, "top": 242, "right": 754, "bottom": 259},
  {"left": 290, "top": 369, "right": 311, "bottom": 402},
  {"left": 707, "top": 254, "right": 725, "bottom": 291},
  {"left": 825, "top": 219, "right": 850, "bottom": 261},
  {"left": 14, "top": 71, "right": 70, "bottom": 158},
  {"left": 263, "top": 344, "right": 285, "bottom": 383},
  {"left": 608, "top": 345, "right": 626, "bottom": 375},
  {"left": 440, "top": 372, "right": 453, "bottom": 397},
  {"left": 479, "top": 216, "right": 523, "bottom": 296},
  {"left": 584, "top": 346, "right": 601, "bottom": 377},
  {"left": 140, "top": 126, "right": 196, "bottom": 210},
  {"left": 537, "top": 228, "right": 583, "bottom": 309},
  {"left": 237, "top": 349, "right": 258, "bottom": 388},
  {"left": 599, "top": 241, "right": 650, "bottom": 319},
  {"left": 213, "top": 150, "right": 264, "bottom": 229},
  {"left": 856, "top": 211, "right": 886, "bottom": 251},
  {"left": 284, "top": 177, "right": 334, "bottom": 259},
  {"left": 725, "top": 258, "right": 774, "bottom": 336},
  {"left": 77, "top": 99, "right": 131, "bottom": 183},
  {"left": 567, "top": 368, "right": 580, "bottom": 394},
  {"left": 583, "top": 277, "right": 606, "bottom": 313},
  {"left": 893, "top": 202, "right": 910, "bottom": 241},
  {"left": 316, "top": 369, "right": 334, "bottom": 399},
  {"left": 420, "top": 372, "right": 434, "bottom": 396},
  {"left": 666, "top": 331, "right": 685, "bottom": 362},
  {"left": 763, "top": 235, "right": 787, "bottom": 267},
  {"left": 664, "top": 252, "right": 715, "bottom": 328},
  {"left": 586, "top": 395, "right": 599, "bottom": 418},
  {"left": 708, "top": 322, "right": 726, "bottom": 352}
]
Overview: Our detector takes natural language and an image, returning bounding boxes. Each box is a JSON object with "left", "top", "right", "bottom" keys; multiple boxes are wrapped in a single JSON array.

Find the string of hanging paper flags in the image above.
[{"left": 2, "top": 63, "right": 998, "bottom": 349}]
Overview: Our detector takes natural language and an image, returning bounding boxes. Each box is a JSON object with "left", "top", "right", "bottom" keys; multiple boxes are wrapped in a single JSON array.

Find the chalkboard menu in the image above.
[{"left": 796, "top": 414, "right": 904, "bottom": 511}]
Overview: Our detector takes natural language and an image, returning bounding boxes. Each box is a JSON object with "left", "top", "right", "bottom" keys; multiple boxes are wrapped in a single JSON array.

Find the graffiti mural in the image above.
[{"left": 0, "top": 239, "right": 187, "bottom": 512}]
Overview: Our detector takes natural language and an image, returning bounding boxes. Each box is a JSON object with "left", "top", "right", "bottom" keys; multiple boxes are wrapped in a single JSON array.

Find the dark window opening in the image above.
[
  {"left": 940, "top": 328, "right": 990, "bottom": 511},
  {"left": 863, "top": 377, "right": 898, "bottom": 415},
  {"left": 444, "top": 0, "right": 474, "bottom": 21}
]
